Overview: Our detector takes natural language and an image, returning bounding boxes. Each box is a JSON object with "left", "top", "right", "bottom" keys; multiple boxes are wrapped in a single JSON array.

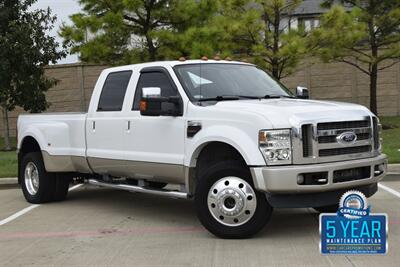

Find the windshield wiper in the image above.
[
  {"left": 197, "top": 94, "right": 294, "bottom": 102},
  {"left": 236, "top": 95, "right": 261, "bottom": 99},
  {"left": 197, "top": 95, "right": 241, "bottom": 102},
  {"left": 263, "top": 94, "right": 295, "bottom": 99}
]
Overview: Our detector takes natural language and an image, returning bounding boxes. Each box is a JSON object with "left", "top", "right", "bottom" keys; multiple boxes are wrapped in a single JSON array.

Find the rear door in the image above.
[{"left": 86, "top": 70, "right": 133, "bottom": 176}]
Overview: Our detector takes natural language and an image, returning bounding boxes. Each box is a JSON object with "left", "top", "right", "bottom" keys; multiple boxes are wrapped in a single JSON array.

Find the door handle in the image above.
[
  {"left": 92, "top": 121, "right": 96, "bottom": 131},
  {"left": 126, "top": 121, "right": 131, "bottom": 132}
]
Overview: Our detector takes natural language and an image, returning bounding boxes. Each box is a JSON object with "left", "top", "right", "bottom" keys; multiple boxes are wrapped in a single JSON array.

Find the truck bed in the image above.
[{"left": 18, "top": 112, "right": 91, "bottom": 173}]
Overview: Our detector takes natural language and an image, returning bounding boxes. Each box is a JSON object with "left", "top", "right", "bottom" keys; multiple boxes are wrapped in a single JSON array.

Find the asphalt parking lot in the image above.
[{"left": 0, "top": 176, "right": 399, "bottom": 267}]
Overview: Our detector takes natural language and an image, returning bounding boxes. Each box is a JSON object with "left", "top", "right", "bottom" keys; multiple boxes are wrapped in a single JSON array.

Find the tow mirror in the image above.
[
  {"left": 140, "top": 87, "right": 183, "bottom": 117},
  {"left": 296, "top": 86, "right": 309, "bottom": 99}
]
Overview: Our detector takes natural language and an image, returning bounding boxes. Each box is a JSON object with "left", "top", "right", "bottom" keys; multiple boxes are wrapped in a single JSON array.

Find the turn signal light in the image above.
[
  {"left": 259, "top": 131, "right": 267, "bottom": 143},
  {"left": 139, "top": 100, "right": 147, "bottom": 111}
]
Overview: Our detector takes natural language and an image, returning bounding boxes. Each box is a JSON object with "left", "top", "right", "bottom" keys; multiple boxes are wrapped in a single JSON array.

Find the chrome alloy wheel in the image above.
[
  {"left": 207, "top": 177, "right": 257, "bottom": 226},
  {"left": 25, "top": 162, "right": 39, "bottom": 195}
]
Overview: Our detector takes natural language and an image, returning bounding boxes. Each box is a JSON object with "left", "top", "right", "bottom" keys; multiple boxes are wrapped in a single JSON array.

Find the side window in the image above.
[
  {"left": 97, "top": 71, "right": 132, "bottom": 111},
  {"left": 133, "top": 71, "right": 178, "bottom": 110}
]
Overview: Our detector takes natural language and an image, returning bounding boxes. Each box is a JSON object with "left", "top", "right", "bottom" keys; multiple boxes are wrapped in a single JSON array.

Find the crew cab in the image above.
[{"left": 17, "top": 60, "right": 387, "bottom": 238}]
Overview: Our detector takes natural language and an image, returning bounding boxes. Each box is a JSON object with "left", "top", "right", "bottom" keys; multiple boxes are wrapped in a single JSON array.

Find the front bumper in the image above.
[{"left": 250, "top": 154, "right": 387, "bottom": 194}]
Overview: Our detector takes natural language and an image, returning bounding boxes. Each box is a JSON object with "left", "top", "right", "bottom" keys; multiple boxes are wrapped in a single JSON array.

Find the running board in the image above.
[{"left": 87, "top": 179, "right": 189, "bottom": 199}]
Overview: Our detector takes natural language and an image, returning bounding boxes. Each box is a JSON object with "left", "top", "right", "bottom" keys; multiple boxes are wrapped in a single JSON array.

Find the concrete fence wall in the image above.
[{"left": 1, "top": 60, "right": 400, "bottom": 137}]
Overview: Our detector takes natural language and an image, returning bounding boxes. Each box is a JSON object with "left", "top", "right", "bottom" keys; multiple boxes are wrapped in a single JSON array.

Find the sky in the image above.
[{"left": 30, "top": 0, "right": 82, "bottom": 64}]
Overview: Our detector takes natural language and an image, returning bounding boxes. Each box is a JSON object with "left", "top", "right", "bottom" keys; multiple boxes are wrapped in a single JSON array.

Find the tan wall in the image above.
[
  {"left": 1, "top": 60, "right": 400, "bottom": 137},
  {"left": 282, "top": 59, "right": 400, "bottom": 116},
  {"left": 0, "top": 64, "right": 108, "bottom": 137}
]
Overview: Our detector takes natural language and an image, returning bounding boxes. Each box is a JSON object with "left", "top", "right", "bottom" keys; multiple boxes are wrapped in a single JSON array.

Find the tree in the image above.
[
  {"left": 60, "top": 0, "right": 220, "bottom": 64},
  {"left": 311, "top": 1, "right": 400, "bottom": 115},
  {"left": 0, "top": 0, "right": 65, "bottom": 150},
  {"left": 217, "top": 0, "right": 308, "bottom": 80},
  {"left": 155, "top": 0, "right": 225, "bottom": 59}
]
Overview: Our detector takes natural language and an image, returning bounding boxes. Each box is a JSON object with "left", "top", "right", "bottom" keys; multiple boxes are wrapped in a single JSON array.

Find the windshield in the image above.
[{"left": 174, "top": 63, "right": 293, "bottom": 102}]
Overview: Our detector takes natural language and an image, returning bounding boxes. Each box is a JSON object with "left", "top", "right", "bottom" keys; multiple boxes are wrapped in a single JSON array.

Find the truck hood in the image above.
[{"left": 214, "top": 99, "right": 373, "bottom": 128}]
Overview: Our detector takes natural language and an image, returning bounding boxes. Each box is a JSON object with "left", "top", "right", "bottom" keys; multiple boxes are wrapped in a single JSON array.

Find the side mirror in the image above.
[
  {"left": 296, "top": 86, "right": 309, "bottom": 99},
  {"left": 140, "top": 87, "right": 183, "bottom": 117}
]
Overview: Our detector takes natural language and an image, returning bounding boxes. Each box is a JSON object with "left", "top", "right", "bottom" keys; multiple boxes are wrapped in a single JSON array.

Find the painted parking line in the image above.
[
  {"left": 378, "top": 183, "right": 400, "bottom": 198},
  {"left": 0, "top": 183, "right": 83, "bottom": 226},
  {"left": 0, "top": 205, "right": 39, "bottom": 226}
]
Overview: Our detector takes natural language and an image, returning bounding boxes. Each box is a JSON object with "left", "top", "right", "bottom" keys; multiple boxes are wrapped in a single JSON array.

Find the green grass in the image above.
[
  {"left": 380, "top": 116, "right": 400, "bottom": 164},
  {"left": 0, "top": 116, "right": 399, "bottom": 178},
  {"left": 0, "top": 137, "right": 17, "bottom": 178}
]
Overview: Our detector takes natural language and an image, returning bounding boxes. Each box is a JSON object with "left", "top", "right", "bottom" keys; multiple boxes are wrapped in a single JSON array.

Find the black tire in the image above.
[
  {"left": 195, "top": 160, "right": 273, "bottom": 239},
  {"left": 52, "top": 174, "right": 71, "bottom": 201},
  {"left": 20, "top": 152, "right": 56, "bottom": 204},
  {"left": 313, "top": 204, "right": 339, "bottom": 213}
]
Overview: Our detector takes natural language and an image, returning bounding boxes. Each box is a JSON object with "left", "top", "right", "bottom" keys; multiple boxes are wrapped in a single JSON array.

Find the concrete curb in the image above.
[
  {"left": 0, "top": 177, "right": 18, "bottom": 185},
  {"left": 387, "top": 164, "right": 400, "bottom": 174}
]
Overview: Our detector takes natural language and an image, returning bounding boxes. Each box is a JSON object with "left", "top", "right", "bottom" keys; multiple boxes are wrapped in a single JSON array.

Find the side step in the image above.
[{"left": 87, "top": 179, "right": 189, "bottom": 199}]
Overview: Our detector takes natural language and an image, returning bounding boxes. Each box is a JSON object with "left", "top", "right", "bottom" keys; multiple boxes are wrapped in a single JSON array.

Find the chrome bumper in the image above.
[{"left": 250, "top": 154, "right": 387, "bottom": 194}]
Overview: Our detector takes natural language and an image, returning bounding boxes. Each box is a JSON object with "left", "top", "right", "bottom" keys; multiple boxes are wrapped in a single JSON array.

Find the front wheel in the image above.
[{"left": 195, "top": 160, "right": 273, "bottom": 239}]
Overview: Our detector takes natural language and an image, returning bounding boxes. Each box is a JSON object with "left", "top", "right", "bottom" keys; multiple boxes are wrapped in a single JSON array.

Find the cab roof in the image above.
[{"left": 104, "top": 59, "right": 254, "bottom": 73}]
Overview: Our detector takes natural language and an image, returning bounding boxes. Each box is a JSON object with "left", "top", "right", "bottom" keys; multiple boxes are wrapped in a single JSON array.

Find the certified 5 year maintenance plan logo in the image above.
[{"left": 319, "top": 190, "right": 388, "bottom": 254}]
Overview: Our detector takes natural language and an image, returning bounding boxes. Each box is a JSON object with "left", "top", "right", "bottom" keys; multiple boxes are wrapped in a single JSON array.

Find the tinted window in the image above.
[
  {"left": 97, "top": 71, "right": 132, "bottom": 111},
  {"left": 133, "top": 71, "right": 178, "bottom": 110}
]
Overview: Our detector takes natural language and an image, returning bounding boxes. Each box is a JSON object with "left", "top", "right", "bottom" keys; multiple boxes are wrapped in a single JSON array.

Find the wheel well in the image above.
[
  {"left": 20, "top": 136, "right": 41, "bottom": 155},
  {"left": 196, "top": 142, "right": 247, "bottom": 175}
]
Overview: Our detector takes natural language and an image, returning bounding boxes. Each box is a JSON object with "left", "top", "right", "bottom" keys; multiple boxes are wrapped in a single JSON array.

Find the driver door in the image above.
[{"left": 123, "top": 67, "right": 186, "bottom": 183}]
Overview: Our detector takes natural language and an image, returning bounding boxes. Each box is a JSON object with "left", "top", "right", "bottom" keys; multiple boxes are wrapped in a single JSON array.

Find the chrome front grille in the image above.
[
  {"left": 317, "top": 119, "right": 372, "bottom": 158},
  {"left": 319, "top": 145, "right": 371, "bottom": 157},
  {"left": 295, "top": 117, "right": 380, "bottom": 164},
  {"left": 301, "top": 124, "right": 313, "bottom": 157},
  {"left": 372, "top": 117, "right": 380, "bottom": 150},
  {"left": 317, "top": 120, "right": 370, "bottom": 130},
  {"left": 318, "top": 132, "right": 370, "bottom": 143}
]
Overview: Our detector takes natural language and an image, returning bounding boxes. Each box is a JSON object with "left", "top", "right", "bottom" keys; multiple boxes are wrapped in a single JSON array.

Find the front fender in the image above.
[{"left": 185, "top": 125, "right": 266, "bottom": 167}]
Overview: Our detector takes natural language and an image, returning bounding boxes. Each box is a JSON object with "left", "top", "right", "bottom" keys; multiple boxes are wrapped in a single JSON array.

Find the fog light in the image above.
[
  {"left": 378, "top": 164, "right": 385, "bottom": 172},
  {"left": 297, "top": 174, "right": 304, "bottom": 185},
  {"left": 374, "top": 164, "right": 385, "bottom": 176}
]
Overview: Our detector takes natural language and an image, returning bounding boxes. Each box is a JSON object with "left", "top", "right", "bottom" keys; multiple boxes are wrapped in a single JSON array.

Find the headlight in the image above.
[{"left": 259, "top": 129, "right": 292, "bottom": 165}]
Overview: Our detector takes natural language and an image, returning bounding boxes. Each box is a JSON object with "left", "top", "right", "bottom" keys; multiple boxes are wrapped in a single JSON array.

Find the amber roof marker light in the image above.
[{"left": 201, "top": 56, "right": 208, "bottom": 61}]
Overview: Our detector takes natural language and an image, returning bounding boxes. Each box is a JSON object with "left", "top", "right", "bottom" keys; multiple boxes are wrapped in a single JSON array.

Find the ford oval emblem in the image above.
[{"left": 337, "top": 131, "right": 357, "bottom": 145}]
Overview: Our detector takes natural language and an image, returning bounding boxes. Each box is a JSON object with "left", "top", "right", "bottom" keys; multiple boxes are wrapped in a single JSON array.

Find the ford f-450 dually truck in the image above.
[{"left": 17, "top": 60, "right": 387, "bottom": 238}]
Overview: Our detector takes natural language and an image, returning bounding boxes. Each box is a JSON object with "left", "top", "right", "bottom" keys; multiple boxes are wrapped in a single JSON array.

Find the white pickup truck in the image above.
[{"left": 17, "top": 60, "right": 387, "bottom": 238}]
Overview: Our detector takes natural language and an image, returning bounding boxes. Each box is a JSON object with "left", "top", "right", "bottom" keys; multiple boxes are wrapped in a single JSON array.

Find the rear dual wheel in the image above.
[
  {"left": 195, "top": 160, "right": 273, "bottom": 239},
  {"left": 21, "top": 152, "right": 71, "bottom": 204}
]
